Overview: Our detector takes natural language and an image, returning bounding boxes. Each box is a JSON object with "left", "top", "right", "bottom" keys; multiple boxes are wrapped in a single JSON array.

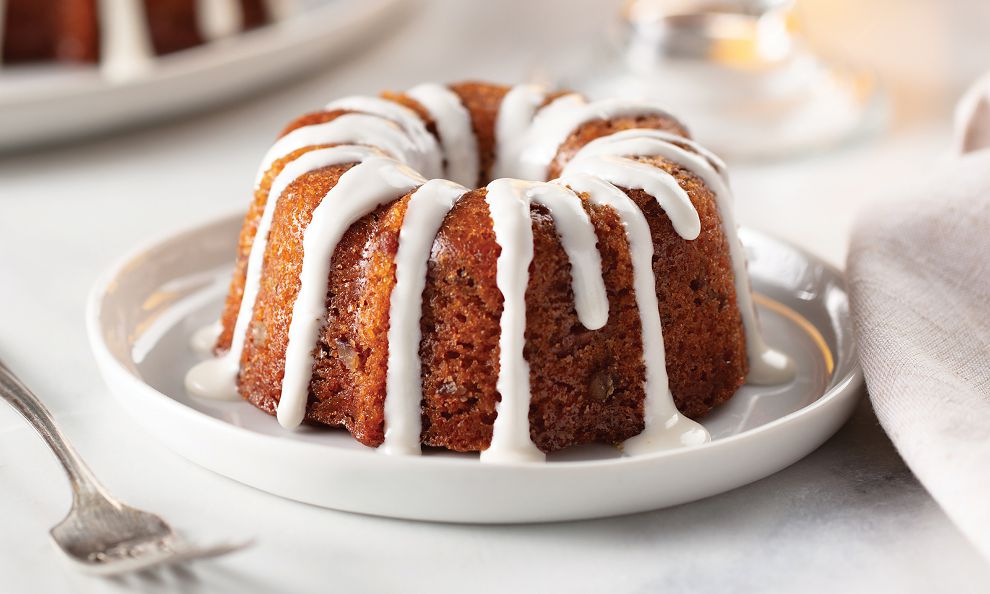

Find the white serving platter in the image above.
[{"left": 87, "top": 212, "right": 861, "bottom": 523}]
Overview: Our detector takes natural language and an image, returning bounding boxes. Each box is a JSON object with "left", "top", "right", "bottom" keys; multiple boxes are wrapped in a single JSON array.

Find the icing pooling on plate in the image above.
[
  {"left": 190, "top": 321, "right": 222, "bottom": 356},
  {"left": 186, "top": 82, "right": 793, "bottom": 463}
]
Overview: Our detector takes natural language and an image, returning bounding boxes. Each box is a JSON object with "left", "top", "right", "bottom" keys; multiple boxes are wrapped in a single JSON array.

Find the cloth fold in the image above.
[{"left": 847, "top": 149, "right": 990, "bottom": 561}]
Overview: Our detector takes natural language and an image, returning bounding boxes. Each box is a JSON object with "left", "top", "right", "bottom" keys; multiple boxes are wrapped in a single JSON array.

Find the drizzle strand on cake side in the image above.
[{"left": 185, "top": 81, "right": 795, "bottom": 463}]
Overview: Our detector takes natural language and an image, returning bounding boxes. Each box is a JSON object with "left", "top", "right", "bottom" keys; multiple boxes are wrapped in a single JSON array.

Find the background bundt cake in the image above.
[
  {"left": 186, "top": 81, "right": 793, "bottom": 463},
  {"left": 1, "top": 0, "right": 270, "bottom": 71}
]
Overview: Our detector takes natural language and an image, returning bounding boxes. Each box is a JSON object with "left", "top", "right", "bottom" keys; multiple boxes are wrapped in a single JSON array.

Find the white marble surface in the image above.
[{"left": 2, "top": 0, "right": 989, "bottom": 591}]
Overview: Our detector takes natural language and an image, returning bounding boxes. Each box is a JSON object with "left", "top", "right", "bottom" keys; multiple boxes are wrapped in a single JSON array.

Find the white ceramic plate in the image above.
[
  {"left": 87, "top": 212, "right": 861, "bottom": 523},
  {"left": 0, "top": 0, "right": 404, "bottom": 151}
]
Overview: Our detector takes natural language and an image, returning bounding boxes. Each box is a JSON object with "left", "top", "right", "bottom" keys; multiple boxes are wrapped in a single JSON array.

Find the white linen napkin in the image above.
[{"left": 847, "top": 79, "right": 990, "bottom": 560}]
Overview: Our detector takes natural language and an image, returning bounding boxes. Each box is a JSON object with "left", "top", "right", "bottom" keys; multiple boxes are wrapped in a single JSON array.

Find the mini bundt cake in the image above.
[
  {"left": 186, "top": 81, "right": 793, "bottom": 463},
  {"left": 1, "top": 0, "right": 270, "bottom": 75}
]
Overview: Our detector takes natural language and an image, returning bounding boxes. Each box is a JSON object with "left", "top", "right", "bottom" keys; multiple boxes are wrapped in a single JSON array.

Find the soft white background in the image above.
[{"left": 2, "top": 0, "right": 989, "bottom": 591}]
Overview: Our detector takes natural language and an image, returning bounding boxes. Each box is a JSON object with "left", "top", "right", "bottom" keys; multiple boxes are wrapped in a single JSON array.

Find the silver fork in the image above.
[{"left": 0, "top": 358, "right": 249, "bottom": 575}]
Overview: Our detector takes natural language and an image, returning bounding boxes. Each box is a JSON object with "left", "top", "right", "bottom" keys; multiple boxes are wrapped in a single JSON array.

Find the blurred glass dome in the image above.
[{"left": 539, "top": 0, "right": 885, "bottom": 160}]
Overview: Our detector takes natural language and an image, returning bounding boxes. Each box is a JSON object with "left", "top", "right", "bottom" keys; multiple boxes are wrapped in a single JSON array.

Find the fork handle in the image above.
[{"left": 0, "top": 359, "right": 111, "bottom": 505}]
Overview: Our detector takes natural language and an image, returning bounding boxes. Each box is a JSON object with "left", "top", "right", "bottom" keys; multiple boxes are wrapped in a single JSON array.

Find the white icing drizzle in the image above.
[
  {"left": 406, "top": 83, "right": 480, "bottom": 186},
  {"left": 255, "top": 115, "right": 433, "bottom": 186},
  {"left": 480, "top": 179, "right": 610, "bottom": 464},
  {"left": 565, "top": 155, "right": 701, "bottom": 240},
  {"left": 492, "top": 84, "right": 550, "bottom": 180},
  {"left": 185, "top": 145, "right": 388, "bottom": 401},
  {"left": 325, "top": 97, "right": 443, "bottom": 180},
  {"left": 556, "top": 173, "right": 709, "bottom": 452},
  {"left": 494, "top": 84, "right": 689, "bottom": 185},
  {"left": 480, "top": 179, "right": 541, "bottom": 463},
  {"left": 277, "top": 157, "right": 425, "bottom": 428},
  {"left": 568, "top": 128, "right": 729, "bottom": 185},
  {"left": 381, "top": 180, "right": 469, "bottom": 455},
  {"left": 197, "top": 0, "right": 244, "bottom": 41},
  {"left": 531, "top": 189, "right": 609, "bottom": 331},
  {"left": 567, "top": 129, "right": 794, "bottom": 385},
  {"left": 98, "top": 0, "right": 156, "bottom": 81}
]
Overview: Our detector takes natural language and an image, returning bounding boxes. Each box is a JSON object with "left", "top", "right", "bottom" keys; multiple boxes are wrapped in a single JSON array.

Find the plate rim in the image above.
[{"left": 86, "top": 209, "right": 863, "bottom": 473}]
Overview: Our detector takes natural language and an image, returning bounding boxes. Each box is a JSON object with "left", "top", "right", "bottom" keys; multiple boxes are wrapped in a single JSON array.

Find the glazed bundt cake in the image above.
[
  {"left": 186, "top": 81, "right": 793, "bottom": 463},
  {"left": 1, "top": 0, "right": 270, "bottom": 76}
]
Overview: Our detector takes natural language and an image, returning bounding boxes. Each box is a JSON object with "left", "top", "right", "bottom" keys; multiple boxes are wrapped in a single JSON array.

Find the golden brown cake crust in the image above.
[{"left": 218, "top": 81, "right": 748, "bottom": 453}]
